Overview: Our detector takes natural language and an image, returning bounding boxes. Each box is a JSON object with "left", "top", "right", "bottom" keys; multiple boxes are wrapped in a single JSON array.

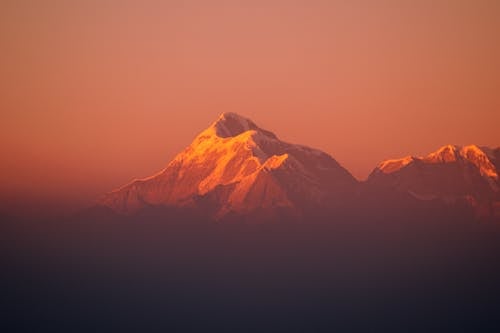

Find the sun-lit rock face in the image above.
[
  {"left": 100, "top": 112, "right": 357, "bottom": 220},
  {"left": 369, "top": 144, "right": 500, "bottom": 217},
  {"left": 377, "top": 156, "right": 416, "bottom": 174}
]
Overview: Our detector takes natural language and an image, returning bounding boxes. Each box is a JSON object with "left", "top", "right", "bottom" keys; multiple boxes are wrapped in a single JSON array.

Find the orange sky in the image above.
[{"left": 1, "top": 0, "right": 499, "bottom": 212}]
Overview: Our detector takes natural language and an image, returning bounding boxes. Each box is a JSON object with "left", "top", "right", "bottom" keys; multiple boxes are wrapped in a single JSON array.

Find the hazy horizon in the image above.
[{"left": 1, "top": 0, "right": 499, "bottom": 212}]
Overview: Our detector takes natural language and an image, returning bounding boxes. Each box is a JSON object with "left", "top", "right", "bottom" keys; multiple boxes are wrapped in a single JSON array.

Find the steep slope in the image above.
[
  {"left": 368, "top": 144, "right": 500, "bottom": 218},
  {"left": 100, "top": 113, "right": 357, "bottom": 220}
]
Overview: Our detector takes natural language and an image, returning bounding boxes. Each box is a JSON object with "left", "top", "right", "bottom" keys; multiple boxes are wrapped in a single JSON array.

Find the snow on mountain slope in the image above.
[
  {"left": 369, "top": 144, "right": 500, "bottom": 218},
  {"left": 100, "top": 113, "right": 357, "bottom": 220}
]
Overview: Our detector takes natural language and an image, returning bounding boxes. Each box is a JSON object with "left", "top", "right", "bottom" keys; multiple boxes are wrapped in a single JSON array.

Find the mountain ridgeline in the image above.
[
  {"left": 6, "top": 113, "right": 500, "bottom": 331},
  {"left": 98, "top": 113, "right": 499, "bottom": 223}
]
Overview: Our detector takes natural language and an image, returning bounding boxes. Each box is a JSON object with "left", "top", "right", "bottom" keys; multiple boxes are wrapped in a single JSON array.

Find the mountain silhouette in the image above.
[
  {"left": 99, "top": 114, "right": 499, "bottom": 222},
  {"left": 99, "top": 112, "right": 357, "bottom": 221}
]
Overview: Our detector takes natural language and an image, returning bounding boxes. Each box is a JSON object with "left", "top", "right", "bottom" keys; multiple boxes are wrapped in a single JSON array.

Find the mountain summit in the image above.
[
  {"left": 368, "top": 144, "right": 500, "bottom": 218},
  {"left": 100, "top": 113, "right": 357, "bottom": 220}
]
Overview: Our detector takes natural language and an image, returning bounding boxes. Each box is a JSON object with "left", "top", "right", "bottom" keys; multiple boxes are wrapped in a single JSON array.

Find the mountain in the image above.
[
  {"left": 99, "top": 113, "right": 357, "bottom": 221},
  {"left": 368, "top": 144, "right": 500, "bottom": 219}
]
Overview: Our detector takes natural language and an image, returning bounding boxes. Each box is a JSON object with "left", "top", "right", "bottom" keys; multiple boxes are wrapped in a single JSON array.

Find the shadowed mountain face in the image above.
[
  {"left": 368, "top": 145, "right": 500, "bottom": 219},
  {"left": 100, "top": 113, "right": 358, "bottom": 220}
]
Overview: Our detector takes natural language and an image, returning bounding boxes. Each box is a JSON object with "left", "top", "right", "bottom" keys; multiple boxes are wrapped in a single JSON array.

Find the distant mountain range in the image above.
[
  {"left": 368, "top": 144, "right": 500, "bottom": 219},
  {"left": 99, "top": 113, "right": 499, "bottom": 222}
]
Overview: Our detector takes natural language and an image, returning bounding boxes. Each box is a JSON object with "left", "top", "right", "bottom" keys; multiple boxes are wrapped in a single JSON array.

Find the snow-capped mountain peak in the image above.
[
  {"left": 425, "top": 144, "right": 460, "bottom": 163},
  {"left": 99, "top": 113, "right": 357, "bottom": 220},
  {"left": 203, "top": 112, "right": 277, "bottom": 140},
  {"left": 375, "top": 145, "right": 499, "bottom": 182},
  {"left": 460, "top": 145, "right": 498, "bottom": 181},
  {"left": 369, "top": 144, "right": 500, "bottom": 218}
]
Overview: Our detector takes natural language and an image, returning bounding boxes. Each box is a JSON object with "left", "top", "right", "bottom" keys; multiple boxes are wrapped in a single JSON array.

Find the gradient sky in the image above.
[{"left": 1, "top": 0, "right": 499, "bottom": 212}]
